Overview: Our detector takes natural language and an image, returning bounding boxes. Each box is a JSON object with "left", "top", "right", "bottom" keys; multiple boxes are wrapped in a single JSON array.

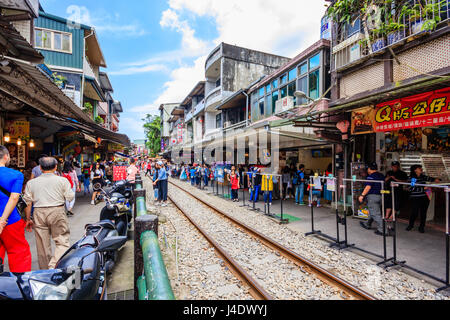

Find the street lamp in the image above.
[{"left": 294, "top": 91, "right": 316, "bottom": 102}]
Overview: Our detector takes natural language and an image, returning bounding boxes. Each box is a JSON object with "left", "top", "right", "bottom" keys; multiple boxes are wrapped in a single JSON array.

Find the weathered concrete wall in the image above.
[
  {"left": 222, "top": 58, "right": 281, "bottom": 93},
  {"left": 221, "top": 43, "right": 290, "bottom": 69}
]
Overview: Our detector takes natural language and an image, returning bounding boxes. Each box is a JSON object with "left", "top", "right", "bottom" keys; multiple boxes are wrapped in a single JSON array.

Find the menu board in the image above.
[{"left": 113, "top": 166, "right": 128, "bottom": 182}]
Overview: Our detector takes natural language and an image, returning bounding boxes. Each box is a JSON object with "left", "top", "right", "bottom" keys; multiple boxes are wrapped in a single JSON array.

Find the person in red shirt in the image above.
[{"left": 228, "top": 166, "right": 240, "bottom": 202}]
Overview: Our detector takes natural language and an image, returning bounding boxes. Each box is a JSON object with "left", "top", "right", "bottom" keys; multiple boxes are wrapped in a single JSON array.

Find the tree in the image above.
[{"left": 143, "top": 114, "right": 162, "bottom": 157}]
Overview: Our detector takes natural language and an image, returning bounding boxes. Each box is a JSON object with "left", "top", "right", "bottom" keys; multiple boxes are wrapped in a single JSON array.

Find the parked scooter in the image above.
[{"left": 0, "top": 236, "right": 127, "bottom": 300}]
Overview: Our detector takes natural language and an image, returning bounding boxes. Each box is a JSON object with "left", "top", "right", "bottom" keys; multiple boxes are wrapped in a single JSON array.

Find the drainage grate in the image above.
[{"left": 108, "top": 290, "right": 134, "bottom": 300}]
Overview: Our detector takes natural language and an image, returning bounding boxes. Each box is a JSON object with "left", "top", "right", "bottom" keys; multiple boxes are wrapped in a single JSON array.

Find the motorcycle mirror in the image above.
[
  {"left": 93, "top": 183, "right": 102, "bottom": 191},
  {"left": 97, "top": 236, "right": 128, "bottom": 253}
]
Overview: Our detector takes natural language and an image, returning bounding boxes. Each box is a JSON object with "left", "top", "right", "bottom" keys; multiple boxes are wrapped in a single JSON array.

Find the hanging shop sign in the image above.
[
  {"left": 5, "top": 120, "right": 30, "bottom": 139},
  {"left": 374, "top": 87, "right": 450, "bottom": 132},
  {"left": 351, "top": 106, "right": 376, "bottom": 135},
  {"left": 177, "top": 124, "right": 183, "bottom": 144}
]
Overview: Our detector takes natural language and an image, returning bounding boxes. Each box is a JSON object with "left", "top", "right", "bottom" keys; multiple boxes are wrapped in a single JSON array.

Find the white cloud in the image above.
[
  {"left": 125, "top": 0, "right": 328, "bottom": 138},
  {"left": 109, "top": 64, "right": 168, "bottom": 76},
  {"left": 66, "top": 5, "right": 146, "bottom": 37},
  {"left": 166, "top": 0, "right": 328, "bottom": 57}
]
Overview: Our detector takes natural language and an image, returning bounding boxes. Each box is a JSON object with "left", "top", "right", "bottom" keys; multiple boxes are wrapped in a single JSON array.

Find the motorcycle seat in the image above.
[{"left": 85, "top": 220, "right": 115, "bottom": 231}]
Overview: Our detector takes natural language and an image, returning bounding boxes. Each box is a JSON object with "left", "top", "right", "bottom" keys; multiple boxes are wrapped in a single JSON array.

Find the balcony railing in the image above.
[{"left": 332, "top": 0, "right": 450, "bottom": 71}]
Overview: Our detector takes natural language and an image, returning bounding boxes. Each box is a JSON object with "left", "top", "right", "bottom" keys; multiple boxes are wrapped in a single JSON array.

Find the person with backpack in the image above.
[
  {"left": 195, "top": 164, "right": 202, "bottom": 188},
  {"left": 294, "top": 164, "right": 306, "bottom": 206},
  {"left": 0, "top": 145, "right": 32, "bottom": 273}
]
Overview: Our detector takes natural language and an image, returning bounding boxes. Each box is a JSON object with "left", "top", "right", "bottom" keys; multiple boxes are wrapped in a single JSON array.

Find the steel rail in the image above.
[
  {"left": 168, "top": 193, "right": 273, "bottom": 300},
  {"left": 169, "top": 180, "right": 377, "bottom": 301}
]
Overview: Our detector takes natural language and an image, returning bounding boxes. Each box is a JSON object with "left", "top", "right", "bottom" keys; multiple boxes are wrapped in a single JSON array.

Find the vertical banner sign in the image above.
[
  {"left": 113, "top": 166, "right": 127, "bottom": 182},
  {"left": 374, "top": 87, "right": 450, "bottom": 132},
  {"left": 161, "top": 138, "right": 165, "bottom": 152},
  {"left": 177, "top": 124, "right": 183, "bottom": 144},
  {"left": 17, "top": 145, "right": 26, "bottom": 168}
]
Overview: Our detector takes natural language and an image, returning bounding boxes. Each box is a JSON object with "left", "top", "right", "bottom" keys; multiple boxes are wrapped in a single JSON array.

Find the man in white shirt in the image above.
[{"left": 23, "top": 157, "right": 75, "bottom": 270}]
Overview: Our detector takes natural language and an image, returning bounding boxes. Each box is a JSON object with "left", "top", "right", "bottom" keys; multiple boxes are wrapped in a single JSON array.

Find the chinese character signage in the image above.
[
  {"left": 374, "top": 87, "right": 450, "bottom": 132},
  {"left": 5, "top": 120, "right": 30, "bottom": 139}
]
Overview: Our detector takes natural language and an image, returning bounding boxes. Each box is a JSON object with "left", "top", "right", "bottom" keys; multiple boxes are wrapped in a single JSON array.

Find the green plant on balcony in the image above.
[
  {"left": 327, "top": 0, "right": 446, "bottom": 44},
  {"left": 52, "top": 72, "right": 67, "bottom": 88},
  {"left": 83, "top": 102, "right": 93, "bottom": 115},
  {"left": 95, "top": 116, "right": 104, "bottom": 125}
]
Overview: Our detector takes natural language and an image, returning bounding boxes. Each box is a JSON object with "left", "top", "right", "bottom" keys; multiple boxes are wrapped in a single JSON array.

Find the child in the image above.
[{"left": 309, "top": 175, "right": 323, "bottom": 208}]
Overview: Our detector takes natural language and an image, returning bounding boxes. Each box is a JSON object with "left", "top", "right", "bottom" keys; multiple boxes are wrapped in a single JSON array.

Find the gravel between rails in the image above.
[
  {"left": 143, "top": 178, "right": 252, "bottom": 300},
  {"left": 168, "top": 178, "right": 449, "bottom": 300},
  {"left": 167, "top": 181, "right": 347, "bottom": 300}
]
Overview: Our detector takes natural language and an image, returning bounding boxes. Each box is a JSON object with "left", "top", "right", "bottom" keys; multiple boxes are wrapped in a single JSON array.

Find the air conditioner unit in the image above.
[{"left": 275, "top": 96, "right": 294, "bottom": 114}]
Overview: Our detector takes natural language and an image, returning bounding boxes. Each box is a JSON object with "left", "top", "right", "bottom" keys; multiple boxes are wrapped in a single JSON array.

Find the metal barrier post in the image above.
[{"left": 305, "top": 177, "right": 319, "bottom": 236}]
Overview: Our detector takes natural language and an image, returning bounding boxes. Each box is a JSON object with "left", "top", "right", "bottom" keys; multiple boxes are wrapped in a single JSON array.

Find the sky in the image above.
[{"left": 40, "top": 0, "right": 328, "bottom": 141}]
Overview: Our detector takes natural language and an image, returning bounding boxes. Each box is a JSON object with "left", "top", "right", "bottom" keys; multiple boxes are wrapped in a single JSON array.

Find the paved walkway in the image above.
[{"left": 201, "top": 183, "right": 448, "bottom": 287}]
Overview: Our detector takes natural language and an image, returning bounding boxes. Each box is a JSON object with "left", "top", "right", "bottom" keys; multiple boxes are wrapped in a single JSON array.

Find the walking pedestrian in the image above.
[
  {"left": 154, "top": 161, "right": 168, "bottom": 207},
  {"left": 0, "top": 146, "right": 32, "bottom": 273},
  {"left": 82, "top": 163, "right": 91, "bottom": 196},
  {"left": 152, "top": 163, "right": 159, "bottom": 203},
  {"left": 282, "top": 167, "right": 291, "bottom": 200},
  {"left": 62, "top": 162, "right": 79, "bottom": 217},
  {"left": 30, "top": 154, "right": 48, "bottom": 180},
  {"left": 384, "top": 161, "right": 408, "bottom": 234},
  {"left": 23, "top": 157, "right": 74, "bottom": 270},
  {"left": 126, "top": 158, "right": 139, "bottom": 188},
  {"left": 359, "top": 163, "right": 385, "bottom": 236},
  {"left": 294, "top": 165, "right": 306, "bottom": 205},
  {"left": 406, "top": 165, "right": 440, "bottom": 233},
  {"left": 91, "top": 163, "right": 104, "bottom": 205},
  {"left": 248, "top": 167, "right": 262, "bottom": 203}
]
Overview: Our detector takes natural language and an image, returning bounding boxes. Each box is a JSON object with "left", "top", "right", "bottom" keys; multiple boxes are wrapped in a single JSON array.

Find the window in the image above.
[
  {"left": 265, "top": 95, "right": 272, "bottom": 116},
  {"left": 299, "top": 62, "right": 308, "bottom": 76},
  {"left": 272, "top": 80, "right": 278, "bottom": 90},
  {"left": 280, "top": 86, "right": 287, "bottom": 99},
  {"left": 216, "top": 114, "right": 222, "bottom": 128},
  {"left": 35, "top": 28, "right": 72, "bottom": 53},
  {"left": 265, "top": 84, "right": 271, "bottom": 94},
  {"left": 271, "top": 91, "right": 279, "bottom": 114},
  {"left": 259, "top": 87, "right": 265, "bottom": 98},
  {"left": 259, "top": 98, "right": 265, "bottom": 117},
  {"left": 309, "top": 69, "right": 320, "bottom": 100},
  {"left": 216, "top": 78, "right": 221, "bottom": 88},
  {"left": 297, "top": 76, "right": 308, "bottom": 105},
  {"left": 309, "top": 53, "right": 320, "bottom": 70},
  {"left": 288, "top": 82, "right": 296, "bottom": 105},
  {"left": 280, "top": 74, "right": 287, "bottom": 85},
  {"left": 288, "top": 68, "right": 297, "bottom": 81}
]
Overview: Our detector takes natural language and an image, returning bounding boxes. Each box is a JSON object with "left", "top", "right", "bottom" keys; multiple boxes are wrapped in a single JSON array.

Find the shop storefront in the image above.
[{"left": 350, "top": 87, "right": 450, "bottom": 224}]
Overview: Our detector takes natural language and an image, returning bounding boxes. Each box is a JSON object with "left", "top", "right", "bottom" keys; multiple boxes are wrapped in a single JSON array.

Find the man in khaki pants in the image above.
[{"left": 24, "top": 157, "right": 74, "bottom": 270}]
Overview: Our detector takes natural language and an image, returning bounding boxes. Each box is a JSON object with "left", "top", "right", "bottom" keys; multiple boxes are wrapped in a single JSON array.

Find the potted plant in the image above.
[
  {"left": 95, "top": 116, "right": 104, "bottom": 125},
  {"left": 386, "top": 20, "right": 406, "bottom": 45}
]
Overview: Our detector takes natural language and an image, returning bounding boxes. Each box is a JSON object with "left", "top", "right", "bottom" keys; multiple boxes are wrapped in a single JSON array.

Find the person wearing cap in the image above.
[
  {"left": 384, "top": 161, "right": 408, "bottom": 233},
  {"left": 359, "top": 162, "right": 385, "bottom": 236}
]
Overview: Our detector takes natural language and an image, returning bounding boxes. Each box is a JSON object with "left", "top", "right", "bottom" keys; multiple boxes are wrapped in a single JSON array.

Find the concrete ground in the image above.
[
  {"left": 3, "top": 192, "right": 134, "bottom": 297},
  {"left": 202, "top": 183, "right": 449, "bottom": 288}
]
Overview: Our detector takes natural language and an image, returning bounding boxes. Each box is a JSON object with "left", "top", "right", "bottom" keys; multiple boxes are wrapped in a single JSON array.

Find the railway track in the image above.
[{"left": 167, "top": 180, "right": 376, "bottom": 301}]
